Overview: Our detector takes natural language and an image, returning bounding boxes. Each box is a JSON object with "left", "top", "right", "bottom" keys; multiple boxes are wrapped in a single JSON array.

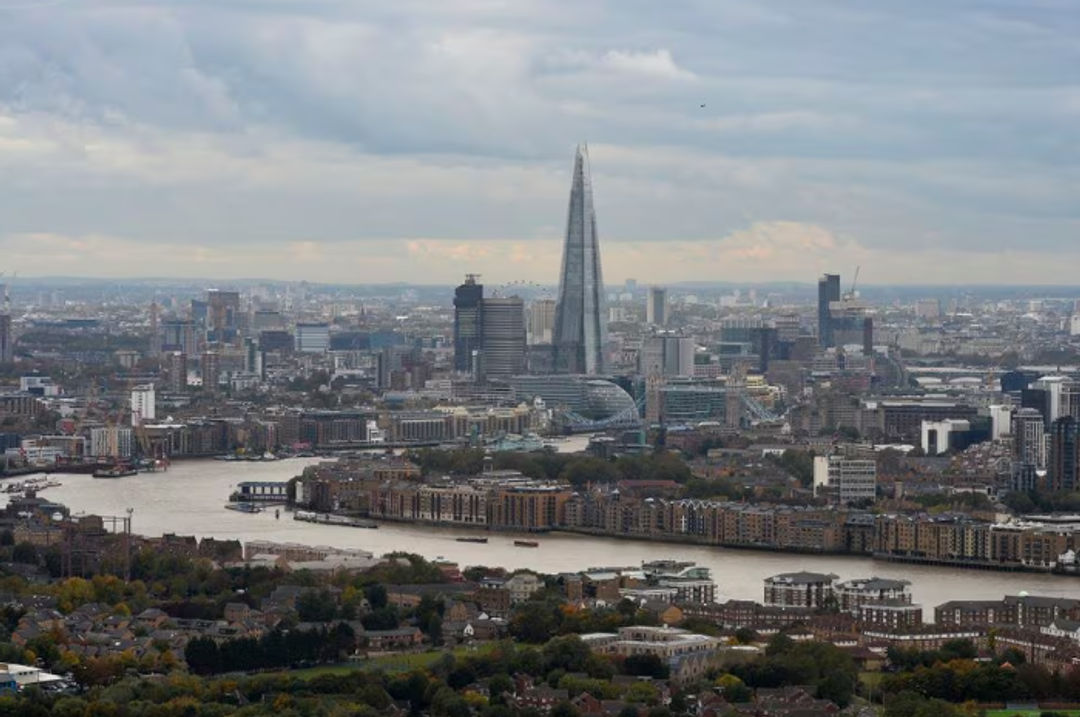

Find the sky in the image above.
[{"left": 0, "top": 0, "right": 1078, "bottom": 285}]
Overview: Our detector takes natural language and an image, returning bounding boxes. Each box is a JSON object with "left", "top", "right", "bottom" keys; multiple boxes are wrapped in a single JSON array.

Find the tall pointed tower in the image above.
[{"left": 553, "top": 144, "right": 607, "bottom": 375}]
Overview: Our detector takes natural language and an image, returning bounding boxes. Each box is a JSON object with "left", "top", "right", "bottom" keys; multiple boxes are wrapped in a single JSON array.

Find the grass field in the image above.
[{"left": 276, "top": 643, "right": 502, "bottom": 679}]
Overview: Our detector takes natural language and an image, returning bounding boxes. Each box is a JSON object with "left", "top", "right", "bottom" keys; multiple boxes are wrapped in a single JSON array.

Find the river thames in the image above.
[{"left": 9, "top": 458, "right": 1079, "bottom": 619}]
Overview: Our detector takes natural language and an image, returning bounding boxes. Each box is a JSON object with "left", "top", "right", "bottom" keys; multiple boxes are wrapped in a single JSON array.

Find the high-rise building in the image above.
[
  {"left": 207, "top": 290, "right": 241, "bottom": 346},
  {"left": 201, "top": 351, "right": 221, "bottom": 392},
  {"left": 646, "top": 287, "right": 668, "bottom": 326},
  {"left": 244, "top": 336, "right": 264, "bottom": 379},
  {"left": 454, "top": 275, "right": 484, "bottom": 372},
  {"left": 1049, "top": 416, "right": 1079, "bottom": 494},
  {"left": 480, "top": 297, "right": 526, "bottom": 378},
  {"left": 639, "top": 334, "right": 695, "bottom": 378},
  {"left": 553, "top": 144, "right": 607, "bottom": 375},
  {"left": 295, "top": 322, "right": 330, "bottom": 353},
  {"left": 162, "top": 319, "right": 198, "bottom": 356},
  {"left": 1013, "top": 407, "right": 1047, "bottom": 470},
  {"left": 817, "top": 274, "right": 841, "bottom": 348},
  {"left": 148, "top": 302, "right": 162, "bottom": 357},
  {"left": 0, "top": 314, "right": 12, "bottom": 363},
  {"left": 527, "top": 299, "right": 556, "bottom": 345},
  {"left": 130, "top": 384, "right": 156, "bottom": 426},
  {"left": 165, "top": 352, "right": 188, "bottom": 393}
]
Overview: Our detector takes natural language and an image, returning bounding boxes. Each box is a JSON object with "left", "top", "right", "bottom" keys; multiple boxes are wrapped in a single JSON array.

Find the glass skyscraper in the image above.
[{"left": 553, "top": 144, "right": 607, "bottom": 375}]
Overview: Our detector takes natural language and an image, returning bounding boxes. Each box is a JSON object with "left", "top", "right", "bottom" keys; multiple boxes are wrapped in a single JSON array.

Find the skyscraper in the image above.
[
  {"left": 817, "top": 273, "right": 840, "bottom": 348},
  {"left": 554, "top": 144, "right": 607, "bottom": 375},
  {"left": 454, "top": 275, "right": 484, "bottom": 372},
  {"left": 1049, "top": 416, "right": 1079, "bottom": 493},
  {"left": 480, "top": 297, "right": 526, "bottom": 378},
  {"left": 527, "top": 298, "right": 556, "bottom": 345},
  {"left": 0, "top": 314, "right": 11, "bottom": 363},
  {"left": 646, "top": 287, "right": 668, "bottom": 326}
]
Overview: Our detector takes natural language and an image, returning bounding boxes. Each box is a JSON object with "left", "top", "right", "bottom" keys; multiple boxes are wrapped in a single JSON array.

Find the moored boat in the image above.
[
  {"left": 513, "top": 540, "right": 539, "bottom": 548},
  {"left": 456, "top": 537, "right": 489, "bottom": 544}
]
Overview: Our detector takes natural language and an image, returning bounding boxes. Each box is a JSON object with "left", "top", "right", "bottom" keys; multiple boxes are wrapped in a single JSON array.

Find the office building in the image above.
[
  {"left": 148, "top": 302, "right": 161, "bottom": 357},
  {"left": 206, "top": 290, "right": 241, "bottom": 346},
  {"left": 553, "top": 144, "right": 607, "bottom": 375},
  {"left": 244, "top": 337, "right": 264, "bottom": 379},
  {"left": 454, "top": 275, "right": 484, "bottom": 372},
  {"left": 813, "top": 455, "right": 876, "bottom": 504},
  {"left": 639, "top": 333, "right": 695, "bottom": 378},
  {"left": 1033, "top": 376, "right": 1071, "bottom": 423},
  {"left": 296, "top": 322, "right": 330, "bottom": 353},
  {"left": 0, "top": 315, "right": 12, "bottom": 363},
  {"left": 480, "top": 297, "right": 526, "bottom": 378},
  {"left": 817, "top": 274, "right": 840, "bottom": 348},
  {"left": 646, "top": 286, "right": 668, "bottom": 326},
  {"left": 1049, "top": 416, "right": 1079, "bottom": 494},
  {"left": 130, "top": 384, "right": 155, "bottom": 425},
  {"left": 162, "top": 319, "right": 198, "bottom": 356},
  {"left": 527, "top": 298, "right": 556, "bottom": 345}
]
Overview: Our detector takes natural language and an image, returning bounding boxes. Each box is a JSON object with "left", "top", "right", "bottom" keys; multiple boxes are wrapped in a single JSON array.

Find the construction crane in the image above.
[{"left": 847, "top": 266, "right": 861, "bottom": 299}]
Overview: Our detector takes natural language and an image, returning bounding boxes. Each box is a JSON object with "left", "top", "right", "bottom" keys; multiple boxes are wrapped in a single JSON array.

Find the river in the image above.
[{"left": 7, "top": 458, "right": 1079, "bottom": 620}]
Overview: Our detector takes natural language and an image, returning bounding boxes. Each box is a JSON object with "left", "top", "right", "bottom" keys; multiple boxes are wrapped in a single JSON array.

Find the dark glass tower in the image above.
[
  {"left": 817, "top": 273, "right": 840, "bottom": 348},
  {"left": 554, "top": 144, "right": 607, "bottom": 375},
  {"left": 453, "top": 275, "right": 483, "bottom": 373}
]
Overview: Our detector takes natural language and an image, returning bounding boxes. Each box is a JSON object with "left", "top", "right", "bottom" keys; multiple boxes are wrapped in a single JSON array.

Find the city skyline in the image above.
[{"left": 0, "top": 2, "right": 1077, "bottom": 284}]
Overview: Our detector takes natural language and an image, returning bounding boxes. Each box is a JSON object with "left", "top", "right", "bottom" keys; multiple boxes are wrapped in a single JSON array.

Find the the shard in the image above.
[{"left": 553, "top": 144, "right": 607, "bottom": 375}]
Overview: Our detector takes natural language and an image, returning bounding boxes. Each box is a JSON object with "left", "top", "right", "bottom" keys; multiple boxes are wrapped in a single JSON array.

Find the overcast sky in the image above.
[{"left": 1, "top": 0, "right": 1077, "bottom": 285}]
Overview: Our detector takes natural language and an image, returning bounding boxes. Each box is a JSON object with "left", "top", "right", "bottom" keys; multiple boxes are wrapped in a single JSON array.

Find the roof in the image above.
[
  {"left": 837, "top": 577, "right": 911, "bottom": 591},
  {"left": 765, "top": 571, "right": 838, "bottom": 585}
]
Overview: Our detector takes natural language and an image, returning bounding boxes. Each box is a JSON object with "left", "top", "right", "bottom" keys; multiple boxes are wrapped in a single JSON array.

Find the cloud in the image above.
[
  {"left": 0, "top": 0, "right": 1076, "bottom": 283},
  {"left": 596, "top": 49, "right": 696, "bottom": 81}
]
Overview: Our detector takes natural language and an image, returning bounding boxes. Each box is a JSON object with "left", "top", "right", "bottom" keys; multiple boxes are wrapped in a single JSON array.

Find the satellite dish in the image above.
[{"left": 1018, "top": 590, "right": 1029, "bottom": 598}]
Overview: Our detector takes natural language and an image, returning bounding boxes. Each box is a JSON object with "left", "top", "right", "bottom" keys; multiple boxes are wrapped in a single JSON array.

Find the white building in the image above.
[
  {"left": 89, "top": 427, "right": 134, "bottom": 459},
  {"left": 1033, "top": 376, "right": 1070, "bottom": 422},
  {"left": 920, "top": 419, "right": 971, "bottom": 455},
  {"left": 296, "top": 322, "right": 330, "bottom": 353},
  {"left": 988, "top": 404, "right": 1012, "bottom": 440},
  {"left": 130, "top": 384, "right": 155, "bottom": 425},
  {"left": 813, "top": 455, "right": 877, "bottom": 504}
]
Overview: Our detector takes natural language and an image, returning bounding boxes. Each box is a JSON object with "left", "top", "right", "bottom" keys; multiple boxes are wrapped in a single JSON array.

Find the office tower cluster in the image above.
[
  {"left": 817, "top": 272, "right": 873, "bottom": 355},
  {"left": 452, "top": 276, "right": 526, "bottom": 379}
]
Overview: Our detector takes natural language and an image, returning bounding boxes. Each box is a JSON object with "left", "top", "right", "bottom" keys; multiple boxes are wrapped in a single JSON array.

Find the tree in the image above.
[
  {"left": 184, "top": 636, "right": 221, "bottom": 676},
  {"left": 296, "top": 590, "right": 337, "bottom": 622},
  {"left": 510, "top": 601, "right": 562, "bottom": 643},
  {"left": 365, "top": 583, "right": 388, "bottom": 610}
]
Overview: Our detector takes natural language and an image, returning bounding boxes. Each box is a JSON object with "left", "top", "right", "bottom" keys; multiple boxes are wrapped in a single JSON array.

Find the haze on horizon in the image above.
[{"left": 0, "top": 0, "right": 1077, "bottom": 286}]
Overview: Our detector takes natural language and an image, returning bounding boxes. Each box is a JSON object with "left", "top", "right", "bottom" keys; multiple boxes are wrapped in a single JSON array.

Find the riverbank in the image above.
[{"left": 19, "top": 458, "right": 1080, "bottom": 618}]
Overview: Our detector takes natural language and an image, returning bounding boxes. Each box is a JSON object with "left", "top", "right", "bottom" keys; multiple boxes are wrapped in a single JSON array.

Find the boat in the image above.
[
  {"left": 456, "top": 537, "right": 489, "bottom": 544},
  {"left": 513, "top": 540, "right": 539, "bottom": 548},
  {"left": 92, "top": 467, "right": 138, "bottom": 479},
  {"left": 225, "top": 502, "right": 263, "bottom": 514}
]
